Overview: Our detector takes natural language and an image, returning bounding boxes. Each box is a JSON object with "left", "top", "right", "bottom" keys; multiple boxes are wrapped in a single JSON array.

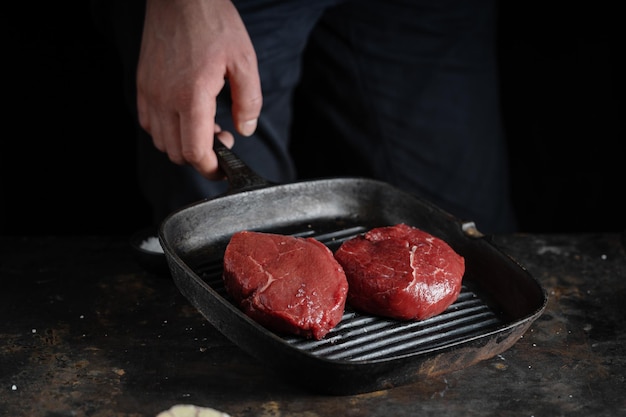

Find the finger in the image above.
[
  {"left": 215, "top": 129, "right": 235, "bottom": 149},
  {"left": 228, "top": 54, "right": 262, "bottom": 137},
  {"left": 137, "top": 94, "right": 150, "bottom": 135},
  {"left": 138, "top": 92, "right": 169, "bottom": 154},
  {"left": 149, "top": 109, "right": 166, "bottom": 153},
  {"left": 179, "top": 93, "right": 220, "bottom": 179},
  {"left": 161, "top": 111, "right": 184, "bottom": 165}
]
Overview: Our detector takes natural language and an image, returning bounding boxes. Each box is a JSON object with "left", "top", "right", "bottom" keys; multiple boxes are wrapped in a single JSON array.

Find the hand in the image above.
[{"left": 137, "top": 0, "right": 262, "bottom": 179}]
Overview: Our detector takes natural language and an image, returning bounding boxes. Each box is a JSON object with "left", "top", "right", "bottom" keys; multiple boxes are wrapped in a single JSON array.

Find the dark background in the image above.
[{"left": 2, "top": 2, "right": 624, "bottom": 236}]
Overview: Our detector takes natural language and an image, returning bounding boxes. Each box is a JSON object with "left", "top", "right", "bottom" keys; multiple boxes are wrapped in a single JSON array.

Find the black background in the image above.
[{"left": 2, "top": 2, "right": 624, "bottom": 236}]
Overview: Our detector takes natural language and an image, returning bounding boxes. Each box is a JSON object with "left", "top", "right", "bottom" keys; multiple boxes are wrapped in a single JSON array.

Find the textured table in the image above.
[{"left": 1, "top": 233, "right": 625, "bottom": 416}]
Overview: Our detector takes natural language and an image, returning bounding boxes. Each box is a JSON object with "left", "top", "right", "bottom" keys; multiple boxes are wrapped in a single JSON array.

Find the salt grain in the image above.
[{"left": 140, "top": 236, "right": 164, "bottom": 253}]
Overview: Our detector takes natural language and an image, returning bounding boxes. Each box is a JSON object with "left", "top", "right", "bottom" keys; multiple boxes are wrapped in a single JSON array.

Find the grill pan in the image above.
[{"left": 159, "top": 139, "right": 547, "bottom": 395}]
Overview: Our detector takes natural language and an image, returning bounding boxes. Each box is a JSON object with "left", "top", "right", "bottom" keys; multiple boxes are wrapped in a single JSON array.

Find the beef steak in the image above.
[
  {"left": 223, "top": 231, "right": 348, "bottom": 340},
  {"left": 334, "top": 223, "right": 465, "bottom": 320}
]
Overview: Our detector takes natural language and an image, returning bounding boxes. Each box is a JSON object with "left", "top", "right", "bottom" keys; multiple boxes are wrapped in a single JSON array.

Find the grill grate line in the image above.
[
  {"left": 338, "top": 316, "right": 503, "bottom": 361},
  {"left": 321, "top": 312, "right": 500, "bottom": 360},
  {"left": 292, "top": 306, "right": 497, "bottom": 358}
]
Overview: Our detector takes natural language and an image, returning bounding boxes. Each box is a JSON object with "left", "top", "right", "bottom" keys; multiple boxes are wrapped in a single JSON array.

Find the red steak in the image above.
[
  {"left": 334, "top": 223, "right": 465, "bottom": 320},
  {"left": 223, "top": 231, "right": 348, "bottom": 340}
]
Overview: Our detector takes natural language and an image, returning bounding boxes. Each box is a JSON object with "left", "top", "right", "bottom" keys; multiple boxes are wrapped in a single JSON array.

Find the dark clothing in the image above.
[{"left": 92, "top": 0, "right": 517, "bottom": 234}]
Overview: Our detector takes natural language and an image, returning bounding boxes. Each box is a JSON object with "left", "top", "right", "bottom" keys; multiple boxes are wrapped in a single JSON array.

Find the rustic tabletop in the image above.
[{"left": 1, "top": 232, "right": 625, "bottom": 417}]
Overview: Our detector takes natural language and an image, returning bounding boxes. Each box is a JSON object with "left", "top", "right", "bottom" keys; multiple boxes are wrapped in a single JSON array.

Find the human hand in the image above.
[{"left": 137, "top": 0, "right": 262, "bottom": 179}]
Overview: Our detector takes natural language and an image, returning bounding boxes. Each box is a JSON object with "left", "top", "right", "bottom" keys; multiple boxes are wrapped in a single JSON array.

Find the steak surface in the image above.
[
  {"left": 223, "top": 231, "right": 348, "bottom": 340},
  {"left": 334, "top": 223, "right": 465, "bottom": 320}
]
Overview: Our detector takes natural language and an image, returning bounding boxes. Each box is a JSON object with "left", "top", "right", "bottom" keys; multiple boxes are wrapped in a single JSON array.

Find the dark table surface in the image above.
[{"left": 1, "top": 232, "right": 625, "bottom": 417}]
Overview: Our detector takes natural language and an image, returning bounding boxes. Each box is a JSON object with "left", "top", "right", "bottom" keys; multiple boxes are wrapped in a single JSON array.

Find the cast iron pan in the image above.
[{"left": 159, "top": 139, "right": 547, "bottom": 395}]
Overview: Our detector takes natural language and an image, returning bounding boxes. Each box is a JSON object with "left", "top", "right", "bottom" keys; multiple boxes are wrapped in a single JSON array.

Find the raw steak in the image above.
[
  {"left": 223, "top": 231, "right": 348, "bottom": 340},
  {"left": 334, "top": 223, "right": 465, "bottom": 320}
]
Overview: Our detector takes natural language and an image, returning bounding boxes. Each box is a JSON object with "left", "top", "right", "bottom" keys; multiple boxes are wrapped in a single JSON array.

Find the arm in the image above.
[{"left": 137, "top": 0, "right": 262, "bottom": 179}]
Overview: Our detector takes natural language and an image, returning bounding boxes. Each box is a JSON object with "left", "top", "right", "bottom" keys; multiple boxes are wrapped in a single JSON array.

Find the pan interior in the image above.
[
  {"left": 162, "top": 178, "right": 544, "bottom": 365},
  {"left": 187, "top": 219, "right": 506, "bottom": 363}
]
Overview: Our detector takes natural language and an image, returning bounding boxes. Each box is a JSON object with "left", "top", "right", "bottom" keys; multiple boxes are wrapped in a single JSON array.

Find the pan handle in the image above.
[{"left": 213, "top": 136, "right": 274, "bottom": 193}]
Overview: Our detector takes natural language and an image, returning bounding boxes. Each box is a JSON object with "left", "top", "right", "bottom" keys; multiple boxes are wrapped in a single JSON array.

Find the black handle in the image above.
[{"left": 213, "top": 137, "right": 273, "bottom": 193}]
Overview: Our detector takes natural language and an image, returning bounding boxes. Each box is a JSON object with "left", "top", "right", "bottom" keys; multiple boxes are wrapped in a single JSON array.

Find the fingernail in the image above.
[{"left": 240, "top": 119, "right": 257, "bottom": 137}]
